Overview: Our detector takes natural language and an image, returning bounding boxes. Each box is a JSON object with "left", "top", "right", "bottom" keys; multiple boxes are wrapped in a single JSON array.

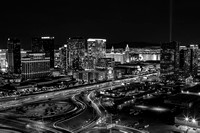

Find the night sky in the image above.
[{"left": 0, "top": 0, "right": 200, "bottom": 49}]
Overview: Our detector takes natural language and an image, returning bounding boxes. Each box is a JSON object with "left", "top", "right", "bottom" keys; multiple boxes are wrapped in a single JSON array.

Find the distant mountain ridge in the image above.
[{"left": 107, "top": 41, "right": 161, "bottom": 49}]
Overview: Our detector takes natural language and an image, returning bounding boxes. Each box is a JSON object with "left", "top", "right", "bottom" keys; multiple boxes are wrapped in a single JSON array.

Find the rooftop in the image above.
[{"left": 165, "top": 93, "right": 200, "bottom": 105}]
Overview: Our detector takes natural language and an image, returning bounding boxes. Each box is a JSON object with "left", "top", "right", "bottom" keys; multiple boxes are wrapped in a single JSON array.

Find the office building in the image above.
[
  {"left": 189, "top": 44, "right": 198, "bottom": 77},
  {"left": 87, "top": 38, "right": 106, "bottom": 69},
  {"left": 67, "top": 37, "right": 86, "bottom": 72},
  {"left": 59, "top": 45, "right": 68, "bottom": 73},
  {"left": 54, "top": 49, "right": 60, "bottom": 68},
  {"left": 179, "top": 45, "right": 199, "bottom": 78},
  {"left": 198, "top": 49, "right": 200, "bottom": 77},
  {"left": 96, "top": 58, "right": 114, "bottom": 80},
  {"left": 7, "top": 38, "right": 21, "bottom": 74},
  {"left": 0, "top": 49, "right": 8, "bottom": 72},
  {"left": 21, "top": 52, "right": 50, "bottom": 80},
  {"left": 160, "top": 41, "right": 180, "bottom": 82},
  {"left": 32, "top": 36, "right": 54, "bottom": 68},
  {"left": 179, "top": 46, "right": 189, "bottom": 79},
  {"left": 83, "top": 56, "right": 95, "bottom": 70}
]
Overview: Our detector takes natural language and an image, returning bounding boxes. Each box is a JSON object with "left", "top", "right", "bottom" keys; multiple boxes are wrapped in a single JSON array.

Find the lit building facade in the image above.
[
  {"left": 179, "top": 46, "right": 190, "bottom": 78},
  {"left": 59, "top": 45, "right": 68, "bottom": 73},
  {"left": 160, "top": 41, "right": 180, "bottom": 82},
  {"left": 67, "top": 37, "right": 86, "bottom": 72},
  {"left": 32, "top": 36, "right": 54, "bottom": 68},
  {"left": 7, "top": 38, "right": 21, "bottom": 74},
  {"left": 21, "top": 53, "right": 50, "bottom": 80},
  {"left": 106, "top": 46, "right": 125, "bottom": 64},
  {"left": 87, "top": 38, "right": 106, "bottom": 69},
  {"left": 106, "top": 53, "right": 125, "bottom": 64},
  {"left": 198, "top": 49, "right": 200, "bottom": 77},
  {"left": 54, "top": 49, "right": 60, "bottom": 68},
  {"left": 106, "top": 46, "right": 160, "bottom": 64},
  {"left": 179, "top": 45, "right": 198, "bottom": 78},
  {"left": 83, "top": 56, "right": 95, "bottom": 70},
  {"left": 0, "top": 49, "right": 8, "bottom": 72},
  {"left": 129, "top": 48, "right": 160, "bottom": 62},
  {"left": 96, "top": 58, "right": 115, "bottom": 80},
  {"left": 125, "top": 44, "right": 130, "bottom": 63},
  {"left": 189, "top": 44, "right": 198, "bottom": 77}
]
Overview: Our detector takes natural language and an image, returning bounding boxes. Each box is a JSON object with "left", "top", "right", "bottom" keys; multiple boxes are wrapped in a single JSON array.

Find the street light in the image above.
[
  {"left": 185, "top": 117, "right": 189, "bottom": 121},
  {"left": 192, "top": 118, "right": 196, "bottom": 123},
  {"left": 185, "top": 117, "right": 189, "bottom": 133}
]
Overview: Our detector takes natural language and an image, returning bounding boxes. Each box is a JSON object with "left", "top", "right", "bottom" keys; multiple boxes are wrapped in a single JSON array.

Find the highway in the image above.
[
  {"left": 0, "top": 73, "right": 157, "bottom": 133},
  {"left": 78, "top": 89, "right": 148, "bottom": 133}
]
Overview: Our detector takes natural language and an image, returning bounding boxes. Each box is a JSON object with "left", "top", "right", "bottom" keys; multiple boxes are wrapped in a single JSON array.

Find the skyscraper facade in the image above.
[
  {"left": 179, "top": 46, "right": 190, "bottom": 78},
  {"left": 0, "top": 49, "right": 8, "bottom": 72},
  {"left": 87, "top": 38, "right": 106, "bottom": 69},
  {"left": 67, "top": 37, "right": 86, "bottom": 72},
  {"left": 179, "top": 45, "right": 199, "bottom": 79},
  {"left": 7, "top": 38, "right": 21, "bottom": 74},
  {"left": 160, "top": 41, "right": 179, "bottom": 82},
  {"left": 189, "top": 44, "right": 198, "bottom": 77},
  {"left": 21, "top": 53, "right": 50, "bottom": 80},
  {"left": 197, "top": 49, "right": 200, "bottom": 77},
  {"left": 31, "top": 36, "right": 54, "bottom": 68},
  {"left": 59, "top": 45, "right": 68, "bottom": 73}
]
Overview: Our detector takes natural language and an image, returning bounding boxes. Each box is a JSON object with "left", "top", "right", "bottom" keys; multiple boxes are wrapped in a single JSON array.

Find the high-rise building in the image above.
[
  {"left": 21, "top": 52, "right": 50, "bottom": 80},
  {"left": 125, "top": 44, "right": 130, "bottom": 63},
  {"left": 87, "top": 38, "right": 106, "bottom": 69},
  {"left": 160, "top": 41, "right": 180, "bottom": 82},
  {"left": 7, "top": 38, "right": 21, "bottom": 74},
  {"left": 67, "top": 37, "right": 86, "bottom": 72},
  {"left": 179, "top": 45, "right": 199, "bottom": 79},
  {"left": 31, "top": 36, "right": 54, "bottom": 68},
  {"left": 59, "top": 45, "right": 68, "bottom": 73},
  {"left": 179, "top": 46, "right": 190, "bottom": 78},
  {"left": 0, "top": 49, "right": 8, "bottom": 72},
  {"left": 189, "top": 44, "right": 198, "bottom": 77},
  {"left": 197, "top": 49, "right": 200, "bottom": 77},
  {"left": 95, "top": 57, "right": 115, "bottom": 80},
  {"left": 54, "top": 49, "right": 60, "bottom": 68}
]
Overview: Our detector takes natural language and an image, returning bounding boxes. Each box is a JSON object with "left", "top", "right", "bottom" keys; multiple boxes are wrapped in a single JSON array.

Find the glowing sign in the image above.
[
  {"left": 41, "top": 36, "right": 54, "bottom": 39},
  {"left": 87, "top": 38, "right": 106, "bottom": 42}
]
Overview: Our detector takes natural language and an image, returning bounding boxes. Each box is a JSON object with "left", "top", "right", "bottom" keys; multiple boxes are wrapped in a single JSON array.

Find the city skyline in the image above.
[
  {"left": 2, "top": 1, "right": 200, "bottom": 133},
  {"left": 1, "top": 1, "right": 200, "bottom": 49}
]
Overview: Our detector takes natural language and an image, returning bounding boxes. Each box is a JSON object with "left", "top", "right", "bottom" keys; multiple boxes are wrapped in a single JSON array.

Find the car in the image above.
[
  {"left": 133, "top": 121, "right": 139, "bottom": 126},
  {"left": 144, "top": 124, "right": 149, "bottom": 128},
  {"left": 134, "top": 112, "right": 139, "bottom": 115}
]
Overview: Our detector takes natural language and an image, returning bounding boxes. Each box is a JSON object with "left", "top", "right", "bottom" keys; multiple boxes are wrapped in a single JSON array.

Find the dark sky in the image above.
[{"left": 0, "top": 0, "right": 200, "bottom": 49}]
